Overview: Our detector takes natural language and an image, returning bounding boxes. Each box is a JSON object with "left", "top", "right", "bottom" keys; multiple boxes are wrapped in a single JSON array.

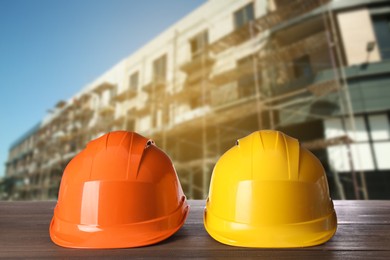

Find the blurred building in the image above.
[{"left": 2, "top": 0, "right": 390, "bottom": 200}]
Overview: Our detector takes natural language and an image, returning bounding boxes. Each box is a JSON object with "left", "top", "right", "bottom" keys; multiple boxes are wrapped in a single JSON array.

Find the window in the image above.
[
  {"left": 237, "top": 55, "right": 260, "bottom": 98},
  {"left": 126, "top": 119, "right": 135, "bottom": 131},
  {"left": 369, "top": 114, "right": 390, "bottom": 141},
  {"left": 190, "top": 96, "right": 202, "bottom": 109},
  {"left": 324, "top": 113, "right": 390, "bottom": 171},
  {"left": 369, "top": 114, "right": 390, "bottom": 170},
  {"left": 293, "top": 55, "right": 313, "bottom": 78},
  {"left": 372, "top": 14, "right": 390, "bottom": 60},
  {"left": 324, "top": 117, "right": 374, "bottom": 171},
  {"left": 373, "top": 142, "right": 390, "bottom": 169},
  {"left": 108, "top": 88, "right": 116, "bottom": 104},
  {"left": 234, "top": 3, "right": 255, "bottom": 29},
  {"left": 190, "top": 31, "right": 208, "bottom": 60},
  {"left": 129, "top": 72, "right": 139, "bottom": 91},
  {"left": 153, "top": 54, "right": 167, "bottom": 81}
]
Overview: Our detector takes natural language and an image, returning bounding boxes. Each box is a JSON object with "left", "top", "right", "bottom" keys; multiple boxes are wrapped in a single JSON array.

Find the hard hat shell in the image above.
[
  {"left": 50, "top": 131, "right": 189, "bottom": 249},
  {"left": 204, "top": 130, "right": 337, "bottom": 248}
]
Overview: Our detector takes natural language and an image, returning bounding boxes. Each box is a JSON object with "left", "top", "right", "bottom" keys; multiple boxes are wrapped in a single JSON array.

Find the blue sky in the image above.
[{"left": 0, "top": 0, "right": 206, "bottom": 177}]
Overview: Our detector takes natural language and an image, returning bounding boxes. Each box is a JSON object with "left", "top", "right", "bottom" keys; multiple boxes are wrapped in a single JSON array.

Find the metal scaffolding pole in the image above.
[{"left": 322, "top": 1, "right": 368, "bottom": 199}]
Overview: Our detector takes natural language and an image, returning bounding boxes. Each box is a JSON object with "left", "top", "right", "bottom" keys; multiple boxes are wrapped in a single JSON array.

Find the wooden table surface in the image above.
[{"left": 0, "top": 200, "right": 389, "bottom": 259}]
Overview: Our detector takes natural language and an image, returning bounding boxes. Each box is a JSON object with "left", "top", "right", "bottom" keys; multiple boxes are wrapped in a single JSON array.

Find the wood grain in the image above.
[{"left": 0, "top": 200, "right": 389, "bottom": 259}]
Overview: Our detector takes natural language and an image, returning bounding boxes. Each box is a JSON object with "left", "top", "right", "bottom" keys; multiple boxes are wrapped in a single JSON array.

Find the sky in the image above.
[{"left": 0, "top": 0, "right": 206, "bottom": 177}]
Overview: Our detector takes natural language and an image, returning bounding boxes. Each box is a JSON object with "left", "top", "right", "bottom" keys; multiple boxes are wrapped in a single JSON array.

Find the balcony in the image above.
[
  {"left": 134, "top": 105, "right": 151, "bottom": 116},
  {"left": 55, "top": 100, "right": 66, "bottom": 109},
  {"left": 209, "top": 22, "right": 255, "bottom": 54},
  {"left": 180, "top": 53, "right": 215, "bottom": 73},
  {"left": 36, "top": 133, "right": 47, "bottom": 147},
  {"left": 209, "top": 0, "right": 330, "bottom": 54},
  {"left": 74, "top": 106, "right": 94, "bottom": 120},
  {"left": 127, "top": 107, "right": 138, "bottom": 119},
  {"left": 142, "top": 78, "right": 166, "bottom": 94},
  {"left": 78, "top": 93, "right": 92, "bottom": 103},
  {"left": 92, "top": 82, "right": 115, "bottom": 95},
  {"left": 184, "top": 69, "right": 213, "bottom": 86},
  {"left": 98, "top": 103, "right": 115, "bottom": 117},
  {"left": 172, "top": 106, "right": 211, "bottom": 129},
  {"left": 211, "top": 59, "right": 258, "bottom": 86},
  {"left": 258, "top": 31, "right": 328, "bottom": 65},
  {"left": 210, "top": 67, "right": 240, "bottom": 86},
  {"left": 27, "top": 162, "right": 38, "bottom": 174},
  {"left": 255, "top": 0, "right": 329, "bottom": 32},
  {"left": 113, "top": 114, "right": 125, "bottom": 127},
  {"left": 113, "top": 88, "right": 137, "bottom": 102}
]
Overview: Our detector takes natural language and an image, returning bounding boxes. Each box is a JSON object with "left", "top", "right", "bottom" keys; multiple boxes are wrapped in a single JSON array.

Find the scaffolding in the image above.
[
  {"left": 4, "top": 0, "right": 370, "bottom": 200},
  {"left": 159, "top": 0, "right": 367, "bottom": 199}
]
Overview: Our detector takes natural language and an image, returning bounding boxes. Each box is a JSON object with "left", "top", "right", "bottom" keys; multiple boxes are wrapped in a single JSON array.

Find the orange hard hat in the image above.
[{"left": 50, "top": 131, "right": 189, "bottom": 248}]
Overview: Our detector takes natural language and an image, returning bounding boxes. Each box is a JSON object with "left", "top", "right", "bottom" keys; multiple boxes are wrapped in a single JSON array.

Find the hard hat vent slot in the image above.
[{"left": 236, "top": 140, "right": 240, "bottom": 146}]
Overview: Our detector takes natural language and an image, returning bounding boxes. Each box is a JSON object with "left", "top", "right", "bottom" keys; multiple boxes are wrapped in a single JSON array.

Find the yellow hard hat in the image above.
[{"left": 204, "top": 130, "right": 337, "bottom": 248}]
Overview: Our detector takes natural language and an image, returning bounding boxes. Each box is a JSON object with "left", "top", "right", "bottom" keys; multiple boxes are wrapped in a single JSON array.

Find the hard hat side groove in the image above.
[
  {"left": 256, "top": 131, "right": 264, "bottom": 151},
  {"left": 274, "top": 131, "right": 280, "bottom": 150},
  {"left": 281, "top": 133, "right": 291, "bottom": 180},
  {"left": 104, "top": 132, "right": 110, "bottom": 151},
  {"left": 126, "top": 132, "right": 134, "bottom": 179}
]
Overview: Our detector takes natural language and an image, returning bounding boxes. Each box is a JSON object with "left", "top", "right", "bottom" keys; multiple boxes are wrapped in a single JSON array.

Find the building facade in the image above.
[{"left": 2, "top": 0, "right": 390, "bottom": 200}]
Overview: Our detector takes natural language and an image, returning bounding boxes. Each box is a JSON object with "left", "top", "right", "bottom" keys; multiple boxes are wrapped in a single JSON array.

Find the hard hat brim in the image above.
[
  {"left": 50, "top": 201, "right": 189, "bottom": 249},
  {"left": 204, "top": 207, "right": 337, "bottom": 248}
]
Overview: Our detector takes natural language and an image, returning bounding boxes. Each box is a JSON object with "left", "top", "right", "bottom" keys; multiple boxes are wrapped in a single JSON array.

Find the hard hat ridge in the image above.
[{"left": 237, "top": 130, "right": 301, "bottom": 181}]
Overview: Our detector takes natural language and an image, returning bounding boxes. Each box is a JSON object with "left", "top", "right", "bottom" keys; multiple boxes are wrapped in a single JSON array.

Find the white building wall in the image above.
[{"left": 337, "top": 8, "right": 381, "bottom": 66}]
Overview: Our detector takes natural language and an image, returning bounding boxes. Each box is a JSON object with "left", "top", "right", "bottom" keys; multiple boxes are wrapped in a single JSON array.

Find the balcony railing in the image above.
[
  {"left": 258, "top": 31, "right": 328, "bottom": 64},
  {"left": 113, "top": 88, "right": 137, "bottom": 102},
  {"left": 142, "top": 78, "right": 166, "bottom": 94},
  {"left": 180, "top": 53, "right": 215, "bottom": 73},
  {"left": 92, "top": 82, "right": 116, "bottom": 95},
  {"left": 209, "top": 0, "right": 330, "bottom": 54},
  {"left": 98, "top": 103, "right": 115, "bottom": 117}
]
